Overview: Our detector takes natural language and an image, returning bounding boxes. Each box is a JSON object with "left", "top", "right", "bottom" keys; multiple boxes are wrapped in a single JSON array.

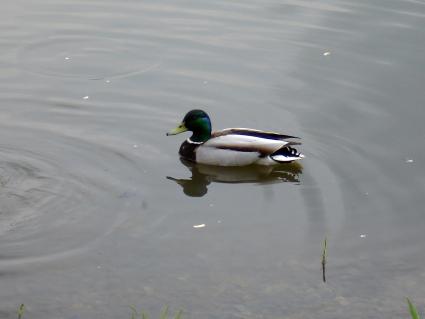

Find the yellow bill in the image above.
[{"left": 166, "top": 123, "right": 188, "bottom": 136}]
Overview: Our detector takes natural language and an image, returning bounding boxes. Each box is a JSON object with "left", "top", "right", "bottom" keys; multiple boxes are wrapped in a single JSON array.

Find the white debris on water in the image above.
[
  {"left": 105, "top": 79, "right": 111, "bottom": 83},
  {"left": 405, "top": 158, "right": 414, "bottom": 163},
  {"left": 360, "top": 234, "right": 367, "bottom": 238},
  {"left": 133, "top": 144, "right": 139, "bottom": 148},
  {"left": 193, "top": 224, "right": 206, "bottom": 228},
  {"left": 323, "top": 51, "right": 331, "bottom": 56},
  {"left": 65, "top": 56, "right": 70, "bottom": 60},
  {"left": 83, "top": 95, "right": 89, "bottom": 100}
]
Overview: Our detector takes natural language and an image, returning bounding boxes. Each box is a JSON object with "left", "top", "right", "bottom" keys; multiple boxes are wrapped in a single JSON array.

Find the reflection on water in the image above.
[{"left": 167, "top": 159, "right": 302, "bottom": 197}]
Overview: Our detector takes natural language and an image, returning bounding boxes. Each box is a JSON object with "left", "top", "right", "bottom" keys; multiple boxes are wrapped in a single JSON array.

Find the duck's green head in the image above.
[{"left": 167, "top": 109, "right": 212, "bottom": 143}]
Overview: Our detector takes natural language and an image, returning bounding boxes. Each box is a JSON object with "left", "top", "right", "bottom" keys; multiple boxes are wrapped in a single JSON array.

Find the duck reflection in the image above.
[{"left": 167, "top": 159, "right": 303, "bottom": 197}]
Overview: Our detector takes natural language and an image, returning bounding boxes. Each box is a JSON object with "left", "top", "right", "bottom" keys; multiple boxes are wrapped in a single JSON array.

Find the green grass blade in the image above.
[
  {"left": 17, "top": 304, "right": 25, "bottom": 319},
  {"left": 407, "top": 298, "right": 421, "bottom": 319},
  {"left": 129, "top": 305, "right": 138, "bottom": 319},
  {"left": 141, "top": 311, "right": 148, "bottom": 319},
  {"left": 174, "top": 310, "right": 183, "bottom": 319},
  {"left": 160, "top": 306, "right": 169, "bottom": 319}
]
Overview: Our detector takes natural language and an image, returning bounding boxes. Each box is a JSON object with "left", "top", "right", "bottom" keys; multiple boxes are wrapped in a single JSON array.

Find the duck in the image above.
[{"left": 166, "top": 109, "right": 304, "bottom": 166}]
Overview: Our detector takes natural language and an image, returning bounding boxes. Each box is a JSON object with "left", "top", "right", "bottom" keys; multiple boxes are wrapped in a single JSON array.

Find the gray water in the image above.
[{"left": 1, "top": 0, "right": 425, "bottom": 318}]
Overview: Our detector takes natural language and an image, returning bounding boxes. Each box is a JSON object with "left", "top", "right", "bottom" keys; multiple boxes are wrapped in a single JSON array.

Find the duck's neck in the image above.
[
  {"left": 189, "top": 118, "right": 211, "bottom": 143},
  {"left": 190, "top": 130, "right": 211, "bottom": 143}
]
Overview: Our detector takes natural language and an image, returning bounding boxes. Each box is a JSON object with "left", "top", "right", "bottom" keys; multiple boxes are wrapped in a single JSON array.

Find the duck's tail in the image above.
[{"left": 270, "top": 145, "right": 304, "bottom": 163}]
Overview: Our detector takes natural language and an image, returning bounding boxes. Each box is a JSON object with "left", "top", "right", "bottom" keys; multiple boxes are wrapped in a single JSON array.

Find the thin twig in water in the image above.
[{"left": 321, "top": 237, "right": 327, "bottom": 283}]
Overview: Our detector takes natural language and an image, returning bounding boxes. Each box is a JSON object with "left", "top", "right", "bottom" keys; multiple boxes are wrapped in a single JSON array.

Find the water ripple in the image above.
[
  {"left": 17, "top": 35, "right": 163, "bottom": 80},
  {"left": 0, "top": 126, "right": 143, "bottom": 268}
]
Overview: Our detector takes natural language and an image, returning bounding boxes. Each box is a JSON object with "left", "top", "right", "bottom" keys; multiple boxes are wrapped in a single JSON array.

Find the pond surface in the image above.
[{"left": 1, "top": 0, "right": 425, "bottom": 318}]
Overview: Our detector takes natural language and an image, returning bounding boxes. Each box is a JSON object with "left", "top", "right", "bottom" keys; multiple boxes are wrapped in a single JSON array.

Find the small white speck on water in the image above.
[
  {"left": 65, "top": 56, "right": 70, "bottom": 60},
  {"left": 193, "top": 224, "right": 206, "bottom": 228},
  {"left": 405, "top": 158, "right": 414, "bottom": 163},
  {"left": 365, "top": 192, "right": 369, "bottom": 196},
  {"left": 203, "top": 80, "right": 208, "bottom": 85},
  {"left": 96, "top": 265, "right": 101, "bottom": 269},
  {"left": 133, "top": 144, "right": 139, "bottom": 148},
  {"left": 323, "top": 51, "right": 331, "bottom": 56},
  {"left": 105, "top": 79, "right": 111, "bottom": 83},
  {"left": 83, "top": 96, "right": 89, "bottom": 100},
  {"left": 360, "top": 234, "right": 367, "bottom": 238},
  {"left": 209, "top": 203, "right": 214, "bottom": 207},
  {"left": 217, "top": 220, "right": 222, "bottom": 224}
]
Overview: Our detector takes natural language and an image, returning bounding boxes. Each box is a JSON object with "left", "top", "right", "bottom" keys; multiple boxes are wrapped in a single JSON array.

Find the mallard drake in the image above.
[{"left": 166, "top": 109, "right": 304, "bottom": 166}]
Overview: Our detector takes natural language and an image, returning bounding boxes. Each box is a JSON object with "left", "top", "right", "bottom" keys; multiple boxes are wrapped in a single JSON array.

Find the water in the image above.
[{"left": 1, "top": 0, "right": 425, "bottom": 318}]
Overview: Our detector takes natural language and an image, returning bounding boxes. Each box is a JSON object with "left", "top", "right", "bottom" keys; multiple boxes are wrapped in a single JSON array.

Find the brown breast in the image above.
[{"left": 179, "top": 140, "right": 198, "bottom": 162}]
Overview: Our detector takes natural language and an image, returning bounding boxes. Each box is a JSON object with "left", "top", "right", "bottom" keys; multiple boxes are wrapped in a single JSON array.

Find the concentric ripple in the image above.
[
  {"left": 0, "top": 126, "right": 143, "bottom": 267},
  {"left": 17, "top": 35, "right": 163, "bottom": 80}
]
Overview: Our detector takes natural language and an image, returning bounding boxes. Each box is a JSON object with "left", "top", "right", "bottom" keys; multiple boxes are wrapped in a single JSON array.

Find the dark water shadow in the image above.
[{"left": 167, "top": 159, "right": 303, "bottom": 197}]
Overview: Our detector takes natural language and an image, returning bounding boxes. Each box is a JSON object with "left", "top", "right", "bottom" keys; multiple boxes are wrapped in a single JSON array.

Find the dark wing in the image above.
[{"left": 212, "top": 128, "right": 301, "bottom": 144}]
